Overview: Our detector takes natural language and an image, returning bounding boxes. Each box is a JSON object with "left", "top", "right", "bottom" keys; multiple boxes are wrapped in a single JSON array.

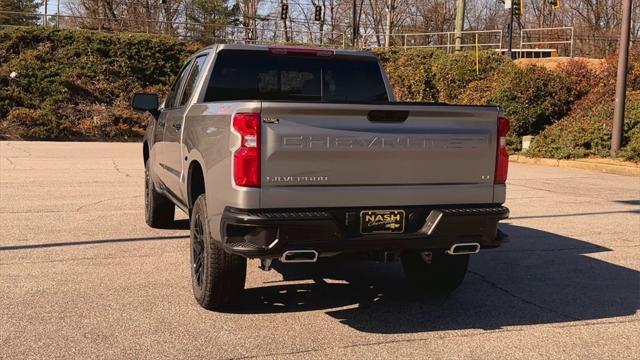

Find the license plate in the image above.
[{"left": 360, "top": 210, "right": 405, "bottom": 234}]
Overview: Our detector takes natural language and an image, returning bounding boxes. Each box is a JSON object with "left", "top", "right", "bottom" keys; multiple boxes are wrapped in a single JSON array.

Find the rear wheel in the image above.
[
  {"left": 401, "top": 251, "right": 469, "bottom": 294},
  {"left": 190, "top": 194, "right": 246, "bottom": 310},
  {"left": 145, "top": 160, "right": 175, "bottom": 228}
]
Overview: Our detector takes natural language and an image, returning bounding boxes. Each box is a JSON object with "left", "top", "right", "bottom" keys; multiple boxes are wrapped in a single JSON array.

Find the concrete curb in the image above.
[{"left": 509, "top": 155, "right": 640, "bottom": 177}]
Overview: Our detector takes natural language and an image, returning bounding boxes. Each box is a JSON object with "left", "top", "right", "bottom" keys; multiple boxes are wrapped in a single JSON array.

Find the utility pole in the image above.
[
  {"left": 454, "top": 0, "right": 465, "bottom": 51},
  {"left": 384, "top": 0, "right": 395, "bottom": 48},
  {"left": 611, "top": 0, "right": 633, "bottom": 157},
  {"left": 507, "top": 2, "right": 514, "bottom": 58},
  {"left": 43, "top": 0, "right": 48, "bottom": 26},
  {"left": 351, "top": 0, "right": 358, "bottom": 46}
]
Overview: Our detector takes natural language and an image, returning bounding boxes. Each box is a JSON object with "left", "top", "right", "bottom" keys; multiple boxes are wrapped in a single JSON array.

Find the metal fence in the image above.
[
  {"left": 360, "top": 30, "right": 503, "bottom": 52},
  {"left": 520, "top": 27, "right": 574, "bottom": 57}
]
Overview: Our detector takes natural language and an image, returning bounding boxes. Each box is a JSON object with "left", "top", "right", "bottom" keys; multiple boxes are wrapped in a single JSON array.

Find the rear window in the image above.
[{"left": 204, "top": 50, "right": 389, "bottom": 103}]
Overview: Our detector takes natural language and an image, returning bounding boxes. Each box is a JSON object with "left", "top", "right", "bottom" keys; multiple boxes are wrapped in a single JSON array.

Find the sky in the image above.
[{"left": 38, "top": 0, "right": 63, "bottom": 16}]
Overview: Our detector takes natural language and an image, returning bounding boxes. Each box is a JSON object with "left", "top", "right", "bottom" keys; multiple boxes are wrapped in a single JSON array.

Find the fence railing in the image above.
[
  {"left": 520, "top": 27, "right": 574, "bottom": 57},
  {"left": 360, "top": 30, "right": 504, "bottom": 52}
]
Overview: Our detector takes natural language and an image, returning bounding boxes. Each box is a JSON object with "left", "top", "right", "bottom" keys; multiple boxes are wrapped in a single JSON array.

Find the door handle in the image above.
[{"left": 172, "top": 123, "right": 182, "bottom": 131}]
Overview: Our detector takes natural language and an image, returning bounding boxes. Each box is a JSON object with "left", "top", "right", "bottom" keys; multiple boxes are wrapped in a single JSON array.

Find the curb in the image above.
[{"left": 509, "top": 155, "right": 640, "bottom": 177}]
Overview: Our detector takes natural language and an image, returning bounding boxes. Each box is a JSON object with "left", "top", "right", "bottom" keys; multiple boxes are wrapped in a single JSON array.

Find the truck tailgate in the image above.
[{"left": 260, "top": 102, "right": 499, "bottom": 207}]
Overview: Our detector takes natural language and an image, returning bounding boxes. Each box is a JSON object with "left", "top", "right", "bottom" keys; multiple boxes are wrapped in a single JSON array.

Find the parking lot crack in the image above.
[
  {"left": 111, "top": 158, "right": 133, "bottom": 178},
  {"left": 4, "top": 157, "right": 16, "bottom": 169},
  {"left": 229, "top": 317, "right": 640, "bottom": 360},
  {"left": 469, "top": 270, "right": 581, "bottom": 321},
  {"left": 75, "top": 195, "right": 141, "bottom": 212},
  {"left": 7, "top": 142, "right": 32, "bottom": 157},
  {"left": 508, "top": 182, "right": 619, "bottom": 203},
  {"left": 226, "top": 329, "right": 520, "bottom": 359}
]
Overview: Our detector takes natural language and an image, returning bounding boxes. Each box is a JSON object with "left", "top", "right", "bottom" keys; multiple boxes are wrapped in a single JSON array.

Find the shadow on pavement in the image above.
[
  {"left": 509, "top": 209, "right": 640, "bottom": 220},
  {"left": 614, "top": 199, "right": 640, "bottom": 206},
  {"left": 0, "top": 235, "right": 189, "bottom": 251},
  {"left": 228, "top": 224, "right": 640, "bottom": 333}
]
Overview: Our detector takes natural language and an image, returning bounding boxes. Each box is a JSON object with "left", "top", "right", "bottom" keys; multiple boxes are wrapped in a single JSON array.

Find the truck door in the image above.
[
  {"left": 155, "top": 59, "right": 193, "bottom": 197},
  {"left": 150, "top": 103, "right": 165, "bottom": 178},
  {"left": 163, "top": 55, "right": 208, "bottom": 202}
]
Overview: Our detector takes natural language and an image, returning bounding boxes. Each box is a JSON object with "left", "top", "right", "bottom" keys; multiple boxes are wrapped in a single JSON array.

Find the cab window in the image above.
[
  {"left": 178, "top": 55, "right": 208, "bottom": 107},
  {"left": 164, "top": 60, "right": 192, "bottom": 109}
]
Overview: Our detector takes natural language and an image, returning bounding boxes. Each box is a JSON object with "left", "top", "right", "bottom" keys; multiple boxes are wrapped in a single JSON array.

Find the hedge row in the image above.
[
  {"left": 526, "top": 54, "right": 640, "bottom": 161},
  {"left": 526, "top": 90, "right": 640, "bottom": 160},
  {"left": 1, "top": 27, "right": 638, "bottom": 160},
  {"left": 0, "top": 27, "right": 199, "bottom": 139}
]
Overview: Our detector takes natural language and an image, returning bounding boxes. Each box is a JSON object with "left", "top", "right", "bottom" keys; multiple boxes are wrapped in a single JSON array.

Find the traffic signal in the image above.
[
  {"left": 549, "top": 0, "right": 560, "bottom": 9},
  {"left": 314, "top": 5, "right": 323, "bottom": 22},
  {"left": 281, "top": 4, "right": 288, "bottom": 20},
  {"left": 512, "top": 0, "right": 524, "bottom": 18}
]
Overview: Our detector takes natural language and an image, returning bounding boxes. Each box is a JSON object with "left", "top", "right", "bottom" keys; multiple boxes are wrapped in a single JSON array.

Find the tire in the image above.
[
  {"left": 144, "top": 160, "right": 175, "bottom": 228},
  {"left": 190, "top": 194, "right": 246, "bottom": 310},
  {"left": 401, "top": 250, "right": 469, "bottom": 294}
]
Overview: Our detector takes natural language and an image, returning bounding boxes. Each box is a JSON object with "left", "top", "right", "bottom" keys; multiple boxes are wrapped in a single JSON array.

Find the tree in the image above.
[
  {"left": 240, "top": 0, "right": 260, "bottom": 41},
  {"left": 184, "top": 0, "right": 240, "bottom": 42},
  {"left": 0, "top": 0, "right": 40, "bottom": 25}
]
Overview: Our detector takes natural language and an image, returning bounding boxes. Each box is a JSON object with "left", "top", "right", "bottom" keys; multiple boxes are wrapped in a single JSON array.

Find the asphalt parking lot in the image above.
[{"left": 1, "top": 141, "right": 639, "bottom": 359}]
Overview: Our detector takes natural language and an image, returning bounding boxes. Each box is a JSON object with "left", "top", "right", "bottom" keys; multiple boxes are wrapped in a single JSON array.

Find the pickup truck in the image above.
[{"left": 132, "top": 44, "right": 510, "bottom": 310}]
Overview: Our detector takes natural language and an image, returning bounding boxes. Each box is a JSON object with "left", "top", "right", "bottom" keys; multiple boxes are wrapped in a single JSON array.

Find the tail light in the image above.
[
  {"left": 495, "top": 116, "right": 510, "bottom": 184},
  {"left": 233, "top": 113, "right": 261, "bottom": 187}
]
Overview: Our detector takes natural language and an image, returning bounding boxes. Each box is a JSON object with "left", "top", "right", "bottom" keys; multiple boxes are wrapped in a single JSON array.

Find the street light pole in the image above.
[
  {"left": 611, "top": 0, "right": 633, "bottom": 157},
  {"left": 507, "top": 2, "right": 514, "bottom": 58}
]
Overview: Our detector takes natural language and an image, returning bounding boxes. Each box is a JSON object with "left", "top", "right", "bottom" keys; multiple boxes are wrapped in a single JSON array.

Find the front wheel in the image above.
[
  {"left": 190, "top": 194, "right": 246, "bottom": 310},
  {"left": 401, "top": 251, "right": 469, "bottom": 294}
]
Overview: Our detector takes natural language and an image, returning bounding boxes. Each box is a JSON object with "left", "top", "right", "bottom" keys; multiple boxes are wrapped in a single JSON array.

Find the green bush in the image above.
[
  {"left": 375, "top": 48, "right": 439, "bottom": 102},
  {"left": 375, "top": 48, "right": 509, "bottom": 103},
  {"left": 524, "top": 51, "right": 640, "bottom": 162},
  {"left": 458, "top": 63, "right": 579, "bottom": 149},
  {"left": 556, "top": 59, "right": 599, "bottom": 99},
  {"left": 527, "top": 90, "right": 640, "bottom": 160},
  {"left": 489, "top": 64, "right": 577, "bottom": 137},
  {"left": 431, "top": 50, "right": 509, "bottom": 102},
  {"left": 618, "top": 126, "right": 640, "bottom": 161},
  {"left": 0, "top": 26, "right": 200, "bottom": 140},
  {"left": 1, "top": 107, "right": 67, "bottom": 139}
]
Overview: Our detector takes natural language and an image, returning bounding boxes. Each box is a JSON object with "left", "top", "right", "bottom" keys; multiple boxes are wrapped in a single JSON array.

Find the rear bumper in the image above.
[{"left": 219, "top": 205, "right": 509, "bottom": 258}]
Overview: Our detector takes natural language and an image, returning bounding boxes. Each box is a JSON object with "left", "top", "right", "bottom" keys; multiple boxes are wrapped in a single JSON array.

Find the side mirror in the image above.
[
  {"left": 131, "top": 93, "right": 160, "bottom": 118},
  {"left": 132, "top": 93, "right": 158, "bottom": 111}
]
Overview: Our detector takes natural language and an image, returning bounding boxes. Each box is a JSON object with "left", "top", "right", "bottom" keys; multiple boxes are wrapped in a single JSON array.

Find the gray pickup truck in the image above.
[{"left": 132, "top": 44, "right": 510, "bottom": 310}]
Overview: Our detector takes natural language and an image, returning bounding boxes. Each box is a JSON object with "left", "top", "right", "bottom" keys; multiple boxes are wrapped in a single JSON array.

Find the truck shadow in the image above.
[{"left": 228, "top": 223, "right": 640, "bottom": 333}]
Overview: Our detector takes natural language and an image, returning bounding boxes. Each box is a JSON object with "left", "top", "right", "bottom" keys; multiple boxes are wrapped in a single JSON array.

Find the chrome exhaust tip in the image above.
[
  {"left": 280, "top": 250, "right": 318, "bottom": 263},
  {"left": 446, "top": 243, "right": 480, "bottom": 255}
]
